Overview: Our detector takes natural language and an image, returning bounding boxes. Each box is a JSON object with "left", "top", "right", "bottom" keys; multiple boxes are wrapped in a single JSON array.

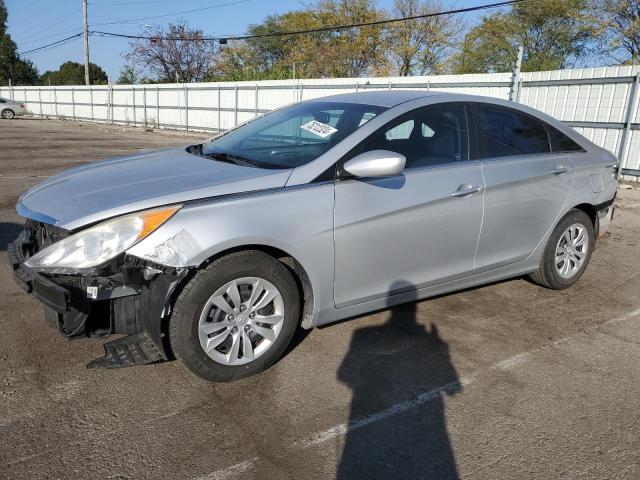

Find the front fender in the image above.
[{"left": 125, "top": 184, "right": 336, "bottom": 324}]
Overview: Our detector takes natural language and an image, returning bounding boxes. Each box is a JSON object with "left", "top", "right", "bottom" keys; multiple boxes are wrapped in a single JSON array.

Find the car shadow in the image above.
[
  {"left": 0, "top": 222, "right": 23, "bottom": 251},
  {"left": 336, "top": 280, "right": 462, "bottom": 480}
]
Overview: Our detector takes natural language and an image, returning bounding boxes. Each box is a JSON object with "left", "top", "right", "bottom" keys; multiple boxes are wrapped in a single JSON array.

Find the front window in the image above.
[
  {"left": 355, "top": 105, "right": 469, "bottom": 169},
  {"left": 200, "top": 101, "right": 386, "bottom": 169}
]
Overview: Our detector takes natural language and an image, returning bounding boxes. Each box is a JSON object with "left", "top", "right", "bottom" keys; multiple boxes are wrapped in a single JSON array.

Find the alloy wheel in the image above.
[
  {"left": 555, "top": 223, "right": 589, "bottom": 279},
  {"left": 198, "top": 277, "right": 285, "bottom": 366}
]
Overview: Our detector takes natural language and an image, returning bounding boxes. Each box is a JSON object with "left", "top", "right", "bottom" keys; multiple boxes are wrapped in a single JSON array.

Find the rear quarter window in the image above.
[{"left": 547, "top": 125, "right": 585, "bottom": 153}]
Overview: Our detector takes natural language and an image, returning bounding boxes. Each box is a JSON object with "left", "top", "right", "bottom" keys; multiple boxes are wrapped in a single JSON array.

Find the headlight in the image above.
[{"left": 25, "top": 206, "right": 181, "bottom": 270}]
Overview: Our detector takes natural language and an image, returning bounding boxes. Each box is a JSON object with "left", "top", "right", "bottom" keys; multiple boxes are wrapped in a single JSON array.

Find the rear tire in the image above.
[
  {"left": 529, "top": 209, "right": 594, "bottom": 289},
  {"left": 169, "top": 250, "right": 300, "bottom": 382},
  {"left": 1, "top": 109, "right": 15, "bottom": 119}
]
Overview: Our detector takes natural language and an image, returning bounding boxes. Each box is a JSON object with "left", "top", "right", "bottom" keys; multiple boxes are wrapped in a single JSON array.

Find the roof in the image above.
[{"left": 309, "top": 90, "right": 440, "bottom": 108}]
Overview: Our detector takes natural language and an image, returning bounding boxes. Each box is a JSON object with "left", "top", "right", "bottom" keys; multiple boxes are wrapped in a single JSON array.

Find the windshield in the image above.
[{"left": 200, "top": 101, "right": 386, "bottom": 169}]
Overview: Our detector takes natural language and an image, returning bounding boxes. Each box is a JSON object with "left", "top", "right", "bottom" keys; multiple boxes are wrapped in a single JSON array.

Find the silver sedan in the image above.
[
  {"left": 0, "top": 97, "right": 28, "bottom": 119},
  {"left": 10, "top": 91, "right": 618, "bottom": 382}
]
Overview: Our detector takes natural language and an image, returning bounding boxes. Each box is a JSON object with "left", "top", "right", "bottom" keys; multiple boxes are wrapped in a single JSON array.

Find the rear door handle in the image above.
[
  {"left": 451, "top": 184, "right": 483, "bottom": 198},
  {"left": 550, "top": 164, "right": 570, "bottom": 175}
]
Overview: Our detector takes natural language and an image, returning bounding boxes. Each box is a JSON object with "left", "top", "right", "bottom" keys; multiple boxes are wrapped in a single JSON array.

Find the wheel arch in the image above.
[
  {"left": 190, "top": 244, "right": 316, "bottom": 329},
  {"left": 571, "top": 203, "right": 599, "bottom": 237}
]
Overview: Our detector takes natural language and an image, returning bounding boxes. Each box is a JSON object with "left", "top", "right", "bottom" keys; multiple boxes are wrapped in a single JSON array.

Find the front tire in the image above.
[
  {"left": 529, "top": 209, "right": 594, "bottom": 289},
  {"left": 1, "top": 109, "right": 15, "bottom": 119},
  {"left": 169, "top": 251, "right": 300, "bottom": 382}
]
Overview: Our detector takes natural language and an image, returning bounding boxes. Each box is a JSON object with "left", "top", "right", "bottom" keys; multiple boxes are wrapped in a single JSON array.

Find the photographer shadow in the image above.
[{"left": 337, "top": 281, "right": 462, "bottom": 480}]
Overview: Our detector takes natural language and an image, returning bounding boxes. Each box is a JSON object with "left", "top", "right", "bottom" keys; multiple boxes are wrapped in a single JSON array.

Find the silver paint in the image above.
[{"left": 17, "top": 91, "right": 619, "bottom": 329}]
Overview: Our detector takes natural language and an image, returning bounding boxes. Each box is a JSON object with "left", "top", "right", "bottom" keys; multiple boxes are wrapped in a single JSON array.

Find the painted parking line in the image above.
[
  {"left": 195, "top": 458, "right": 258, "bottom": 480},
  {"left": 194, "top": 306, "right": 640, "bottom": 479}
]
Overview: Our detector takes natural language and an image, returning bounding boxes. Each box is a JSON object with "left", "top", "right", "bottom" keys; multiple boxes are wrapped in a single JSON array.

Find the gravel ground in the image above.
[{"left": 1, "top": 118, "right": 640, "bottom": 480}]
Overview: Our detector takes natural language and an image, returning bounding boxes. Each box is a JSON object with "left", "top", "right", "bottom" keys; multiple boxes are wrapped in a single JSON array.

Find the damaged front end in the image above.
[{"left": 8, "top": 220, "right": 190, "bottom": 369}]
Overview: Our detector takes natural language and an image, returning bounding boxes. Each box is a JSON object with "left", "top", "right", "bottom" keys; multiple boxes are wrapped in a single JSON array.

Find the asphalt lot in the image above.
[{"left": 1, "top": 118, "right": 640, "bottom": 480}]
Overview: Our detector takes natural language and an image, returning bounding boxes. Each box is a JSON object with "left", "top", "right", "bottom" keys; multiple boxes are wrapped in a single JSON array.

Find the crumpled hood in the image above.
[{"left": 18, "top": 147, "right": 292, "bottom": 230}]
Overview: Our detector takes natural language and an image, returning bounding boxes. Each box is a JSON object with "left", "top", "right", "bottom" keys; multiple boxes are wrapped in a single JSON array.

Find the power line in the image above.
[
  {"left": 16, "top": 7, "right": 83, "bottom": 45},
  {"left": 94, "top": 0, "right": 528, "bottom": 43},
  {"left": 19, "top": 33, "right": 84, "bottom": 56},
  {"left": 91, "top": 0, "right": 194, "bottom": 6},
  {"left": 90, "top": 0, "right": 251, "bottom": 26},
  {"left": 18, "top": 28, "right": 84, "bottom": 47},
  {"left": 18, "top": 0, "right": 527, "bottom": 57},
  {"left": 28, "top": 36, "right": 83, "bottom": 57}
]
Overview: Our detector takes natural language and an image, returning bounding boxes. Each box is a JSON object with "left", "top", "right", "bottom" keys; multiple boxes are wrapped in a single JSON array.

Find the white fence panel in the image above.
[{"left": 1, "top": 66, "right": 639, "bottom": 177}]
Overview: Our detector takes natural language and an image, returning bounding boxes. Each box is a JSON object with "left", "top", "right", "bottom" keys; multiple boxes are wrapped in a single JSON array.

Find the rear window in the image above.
[{"left": 476, "top": 105, "right": 551, "bottom": 158}]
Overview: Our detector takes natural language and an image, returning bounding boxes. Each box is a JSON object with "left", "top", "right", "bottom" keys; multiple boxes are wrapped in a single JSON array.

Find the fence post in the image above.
[
  {"left": 388, "top": 81, "right": 392, "bottom": 90},
  {"left": 53, "top": 85, "right": 58, "bottom": 118},
  {"left": 234, "top": 84, "right": 238, "bottom": 127},
  {"left": 299, "top": 83, "right": 304, "bottom": 102},
  {"left": 510, "top": 45, "right": 524, "bottom": 102},
  {"left": 38, "top": 88, "right": 42, "bottom": 117},
  {"left": 217, "top": 85, "right": 222, "bottom": 132},
  {"left": 71, "top": 87, "right": 76, "bottom": 121},
  {"left": 143, "top": 86, "right": 147, "bottom": 129},
  {"left": 184, "top": 83, "right": 189, "bottom": 131},
  {"left": 255, "top": 84, "right": 259, "bottom": 118},
  {"left": 617, "top": 72, "right": 640, "bottom": 178},
  {"left": 156, "top": 86, "right": 160, "bottom": 129},
  {"left": 108, "top": 83, "right": 114, "bottom": 125},
  {"left": 9, "top": 79, "right": 13, "bottom": 101},
  {"left": 132, "top": 86, "right": 136, "bottom": 127},
  {"left": 89, "top": 87, "right": 94, "bottom": 121}
]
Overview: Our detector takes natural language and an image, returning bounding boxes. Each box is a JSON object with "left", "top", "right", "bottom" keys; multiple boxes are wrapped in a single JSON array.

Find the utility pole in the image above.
[{"left": 83, "top": 0, "right": 90, "bottom": 85}]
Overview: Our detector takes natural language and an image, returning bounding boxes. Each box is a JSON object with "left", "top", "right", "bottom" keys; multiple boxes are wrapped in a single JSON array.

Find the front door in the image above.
[{"left": 333, "top": 104, "right": 485, "bottom": 308}]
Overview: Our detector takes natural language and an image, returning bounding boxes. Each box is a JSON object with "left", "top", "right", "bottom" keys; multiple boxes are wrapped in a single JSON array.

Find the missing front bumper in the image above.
[{"left": 8, "top": 233, "right": 190, "bottom": 369}]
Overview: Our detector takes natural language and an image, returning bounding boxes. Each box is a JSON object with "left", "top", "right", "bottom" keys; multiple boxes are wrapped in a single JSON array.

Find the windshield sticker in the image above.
[{"left": 300, "top": 120, "right": 338, "bottom": 138}]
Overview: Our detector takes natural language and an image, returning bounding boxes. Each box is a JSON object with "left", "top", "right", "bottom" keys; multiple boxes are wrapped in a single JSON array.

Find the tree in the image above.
[
  {"left": 40, "top": 61, "right": 108, "bottom": 85},
  {"left": 208, "top": 41, "right": 292, "bottom": 81},
  {"left": 0, "top": 0, "right": 38, "bottom": 85},
  {"left": 591, "top": 0, "right": 640, "bottom": 64},
  {"left": 386, "top": 0, "right": 464, "bottom": 76},
  {"left": 124, "top": 22, "right": 217, "bottom": 82},
  {"left": 117, "top": 64, "right": 139, "bottom": 84},
  {"left": 211, "top": 0, "right": 388, "bottom": 81},
  {"left": 208, "top": 13, "right": 303, "bottom": 81},
  {"left": 307, "top": 0, "right": 389, "bottom": 77},
  {"left": 454, "top": 0, "right": 594, "bottom": 74}
]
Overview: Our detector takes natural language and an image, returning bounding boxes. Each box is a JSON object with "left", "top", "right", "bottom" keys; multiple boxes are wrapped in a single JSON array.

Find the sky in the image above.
[{"left": 5, "top": 0, "right": 490, "bottom": 80}]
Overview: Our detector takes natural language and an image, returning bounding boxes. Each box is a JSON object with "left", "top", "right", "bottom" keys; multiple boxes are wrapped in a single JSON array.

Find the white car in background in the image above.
[{"left": 0, "top": 97, "right": 28, "bottom": 119}]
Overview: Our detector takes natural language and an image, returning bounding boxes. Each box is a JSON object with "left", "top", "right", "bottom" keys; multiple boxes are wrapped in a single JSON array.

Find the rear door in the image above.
[
  {"left": 333, "top": 104, "right": 485, "bottom": 308},
  {"left": 471, "top": 103, "right": 573, "bottom": 271}
]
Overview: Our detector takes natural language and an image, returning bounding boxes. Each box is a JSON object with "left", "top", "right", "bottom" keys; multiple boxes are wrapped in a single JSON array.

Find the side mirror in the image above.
[{"left": 343, "top": 150, "right": 406, "bottom": 178}]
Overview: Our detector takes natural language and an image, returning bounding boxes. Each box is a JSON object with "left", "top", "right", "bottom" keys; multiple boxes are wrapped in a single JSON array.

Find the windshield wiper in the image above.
[
  {"left": 204, "top": 152, "right": 262, "bottom": 168},
  {"left": 205, "top": 152, "right": 289, "bottom": 170}
]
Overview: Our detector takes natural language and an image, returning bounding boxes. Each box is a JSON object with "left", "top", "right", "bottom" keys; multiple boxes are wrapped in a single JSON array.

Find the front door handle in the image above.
[
  {"left": 551, "top": 164, "right": 571, "bottom": 175},
  {"left": 451, "top": 184, "right": 483, "bottom": 198}
]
